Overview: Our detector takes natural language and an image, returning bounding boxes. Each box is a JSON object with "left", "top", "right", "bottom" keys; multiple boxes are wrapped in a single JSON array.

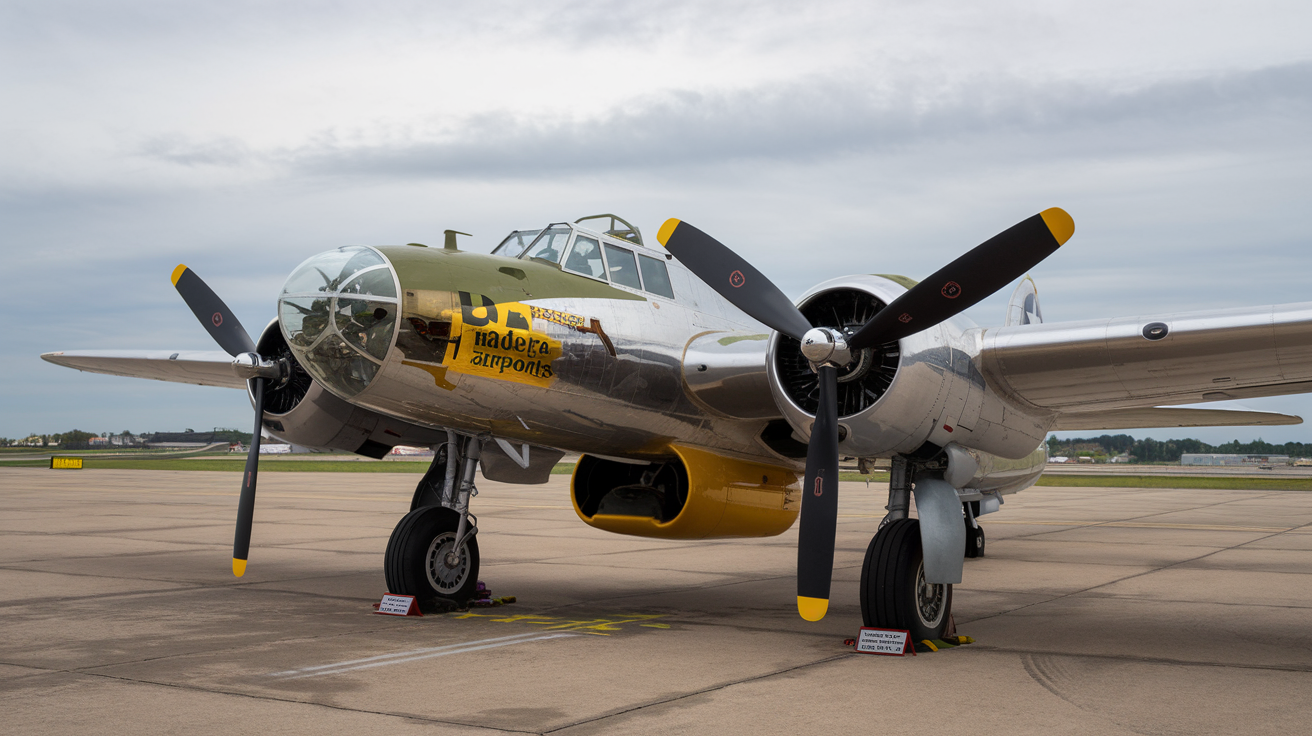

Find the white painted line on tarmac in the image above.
[{"left": 269, "top": 632, "right": 578, "bottom": 679}]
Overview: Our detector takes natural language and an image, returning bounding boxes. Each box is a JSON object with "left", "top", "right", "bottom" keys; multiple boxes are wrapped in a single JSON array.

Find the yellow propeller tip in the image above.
[
  {"left": 797, "top": 595, "right": 829, "bottom": 621},
  {"left": 232, "top": 558, "right": 247, "bottom": 577},
  {"left": 656, "top": 218, "right": 682, "bottom": 247},
  {"left": 171, "top": 264, "right": 188, "bottom": 286},
  {"left": 1039, "top": 207, "right": 1075, "bottom": 246}
]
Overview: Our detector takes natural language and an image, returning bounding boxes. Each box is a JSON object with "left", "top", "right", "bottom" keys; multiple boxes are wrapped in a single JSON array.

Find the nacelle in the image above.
[
  {"left": 766, "top": 276, "right": 1048, "bottom": 461},
  {"left": 571, "top": 446, "right": 800, "bottom": 539}
]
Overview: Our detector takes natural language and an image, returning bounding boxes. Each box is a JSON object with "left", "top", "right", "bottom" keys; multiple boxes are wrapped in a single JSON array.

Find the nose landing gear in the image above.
[{"left": 384, "top": 433, "right": 482, "bottom": 609}]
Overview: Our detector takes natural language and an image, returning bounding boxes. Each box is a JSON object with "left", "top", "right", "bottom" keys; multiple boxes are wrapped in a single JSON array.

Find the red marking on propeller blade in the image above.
[
  {"left": 898, "top": 313, "right": 912, "bottom": 323},
  {"left": 813, "top": 477, "right": 823, "bottom": 496},
  {"left": 941, "top": 281, "right": 961, "bottom": 299},
  {"left": 729, "top": 270, "right": 745, "bottom": 288},
  {"left": 212, "top": 312, "right": 224, "bottom": 327}
]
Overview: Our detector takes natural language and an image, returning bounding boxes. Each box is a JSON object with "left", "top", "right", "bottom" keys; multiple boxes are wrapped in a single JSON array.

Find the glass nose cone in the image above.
[{"left": 278, "top": 246, "right": 398, "bottom": 398}]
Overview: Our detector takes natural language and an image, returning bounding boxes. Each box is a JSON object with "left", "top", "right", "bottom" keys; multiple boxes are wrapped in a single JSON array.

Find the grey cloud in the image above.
[
  {"left": 138, "top": 135, "right": 252, "bottom": 167},
  {"left": 248, "top": 61, "right": 1312, "bottom": 180}
]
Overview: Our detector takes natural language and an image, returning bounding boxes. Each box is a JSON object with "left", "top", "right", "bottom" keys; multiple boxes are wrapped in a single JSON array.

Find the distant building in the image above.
[
  {"left": 1049, "top": 456, "right": 1070, "bottom": 463},
  {"left": 88, "top": 437, "right": 109, "bottom": 446},
  {"left": 1181, "top": 454, "right": 1291, "bottom": 466},
  {"left": 145, "top": 431, "right": 226, "bottom": 448}
]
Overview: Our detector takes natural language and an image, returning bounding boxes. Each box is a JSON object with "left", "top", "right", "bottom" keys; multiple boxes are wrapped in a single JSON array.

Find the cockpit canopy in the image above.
[
  {"left": 278, "top": 246, "right": 399, "bottom": 399},
  {"left": 491, "top": 215, "right": 674, "bottom": 299}
]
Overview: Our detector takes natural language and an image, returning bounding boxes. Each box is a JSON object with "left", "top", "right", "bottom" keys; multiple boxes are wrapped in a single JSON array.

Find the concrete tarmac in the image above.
[{"left": 2, "top": 468, "right": 1310, "bottom": 735}]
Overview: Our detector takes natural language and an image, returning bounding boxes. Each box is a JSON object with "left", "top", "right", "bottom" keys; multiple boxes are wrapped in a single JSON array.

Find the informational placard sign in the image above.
[
  {"left": 50, "top": 457, "right": 83, "bottom": 470},
  {"left": 375, "top": 594, "right": 422, "bottom": 617},
  {"left": 854, "top": 627, "right": 914, "bottom": 656}
]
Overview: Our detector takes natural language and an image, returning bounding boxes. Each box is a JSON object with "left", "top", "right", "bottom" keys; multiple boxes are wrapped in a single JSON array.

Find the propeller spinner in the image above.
[{"left": 658, "top": 209, "right": 1074, "bottom": 620}]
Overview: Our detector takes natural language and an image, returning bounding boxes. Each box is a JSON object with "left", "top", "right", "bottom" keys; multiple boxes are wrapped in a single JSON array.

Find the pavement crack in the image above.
[{"left": 540, "top": 653, "right": 853, "bottom": 734}]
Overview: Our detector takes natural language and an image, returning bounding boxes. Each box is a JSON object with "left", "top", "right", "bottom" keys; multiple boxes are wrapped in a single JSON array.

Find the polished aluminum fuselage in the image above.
[{"left": 325, "top": 248, "right": 1051, "bottom": 493}]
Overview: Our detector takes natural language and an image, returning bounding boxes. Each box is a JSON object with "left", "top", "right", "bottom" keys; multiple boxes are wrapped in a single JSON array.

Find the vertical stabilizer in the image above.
[{"left": 1004, "top": 276, "right": 1042, "bottom": 326}]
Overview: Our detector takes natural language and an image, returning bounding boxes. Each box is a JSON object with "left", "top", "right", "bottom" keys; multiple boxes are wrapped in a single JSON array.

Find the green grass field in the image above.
[
  {"left": 1034, "top": 474, "right": 1312, "bottom": 491},
  {"left": 3, "top": 457, "right": 1309, "bottom": 490}
]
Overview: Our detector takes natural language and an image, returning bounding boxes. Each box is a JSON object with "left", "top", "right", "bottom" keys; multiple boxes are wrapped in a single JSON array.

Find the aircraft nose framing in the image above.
[{"left": 278, "top": 246, "right": 400, "bottom": 399}]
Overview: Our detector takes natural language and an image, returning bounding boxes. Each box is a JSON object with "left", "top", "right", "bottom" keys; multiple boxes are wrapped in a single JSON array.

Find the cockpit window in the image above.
[
  {"left": 638, "top": 254, "right": 675, "bottom": 299},
  {"left": 604, "top": 244, "right": 641, "bottom": 289},
  {"left": 492, "top": 229, "right": 542, "bottom": 258},
  {"left": 563, "top": 235, "right": 605, "bottom": 279},
  {"left": 522, "top": 226, "right": 570, "bottom": 264}
]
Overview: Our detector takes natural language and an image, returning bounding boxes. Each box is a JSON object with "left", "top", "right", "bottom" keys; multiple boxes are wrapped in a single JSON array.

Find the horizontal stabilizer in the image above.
[
  {"left": 41, "top": 350, "right": 246, "bottom": 389},
  {"left": 1051, "top": 407, "right": 1302, "bottom": 431}
]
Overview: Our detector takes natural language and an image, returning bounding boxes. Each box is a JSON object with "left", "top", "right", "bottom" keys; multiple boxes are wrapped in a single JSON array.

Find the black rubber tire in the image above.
[
  {"left": 384, "top": 506, "right": 479, "bottom": 608},
  {"left": 859, "top": 518, "right": 953, "bottom": 641},
  {"left": 965, "top": 522, "right": 986, "bottom": 558}
]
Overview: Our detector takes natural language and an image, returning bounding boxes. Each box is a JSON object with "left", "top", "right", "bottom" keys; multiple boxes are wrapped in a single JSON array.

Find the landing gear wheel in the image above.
[
  {"left": 965, "top": 523, "right": 986, "bottom": 558},
  {"left": 860, "top": 518, "right": 953, "bottom": 641},
  {"left": 384, "top": 506, "right": 479, "bottom": 609}
]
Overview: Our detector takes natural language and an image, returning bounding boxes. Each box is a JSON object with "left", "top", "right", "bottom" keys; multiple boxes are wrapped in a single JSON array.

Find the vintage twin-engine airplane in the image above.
[{"left": 44, "top": 210, "right": 1311, "bottom": 639}]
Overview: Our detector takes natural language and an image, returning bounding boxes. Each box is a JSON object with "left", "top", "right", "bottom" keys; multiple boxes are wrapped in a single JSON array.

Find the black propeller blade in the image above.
[
  {"left": 848, "top": 208, "right": 1074, "bottom": 350},
  {"left": 171, "top": 265, "right": 257, "bottom": 357},
  {"left": 797, "top": 365, "right": 839, "bottom": 621},
  {"left": 657, "top": 219, "right": 841, "bottom": 620},
  {"left": 172, "top": 264, "right": 263, "bottom": 577},
  {"left": 657, "top": 209, "right": 1074, "bottom": 621},
  {"left": 657, "top": 219, "right": 814, "bottom": 341}
]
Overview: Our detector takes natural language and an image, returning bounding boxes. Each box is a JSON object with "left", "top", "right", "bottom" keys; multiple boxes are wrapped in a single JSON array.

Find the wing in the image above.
[
  {"left": 1050, "top": 407, "right": 1302, "bottom": 431},
  {"left": 42, "top": 350, "right": 246, "bottom": 389},
  {"left": 980, "top": 302, "right": 1312, "bottom": 415}
]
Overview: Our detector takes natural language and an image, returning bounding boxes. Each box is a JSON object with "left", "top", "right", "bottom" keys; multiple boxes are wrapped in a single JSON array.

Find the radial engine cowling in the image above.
[
  {"left": 252, "top": 320, "right": 449, "bottom": 457},
  {"left": 766, "top": 275, "right": 1041, "bottom": 461},
  {"left": 572, "top": 446, "right": 800, "bottom": 539}
]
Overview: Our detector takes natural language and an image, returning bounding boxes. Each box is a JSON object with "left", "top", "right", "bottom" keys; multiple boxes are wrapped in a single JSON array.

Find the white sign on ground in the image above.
[
  {"left": 854, "top": 627, "right": 914, "bottom": 656},
  {"left": 376, "top": 594, "right": 421, "bottom": 616}
]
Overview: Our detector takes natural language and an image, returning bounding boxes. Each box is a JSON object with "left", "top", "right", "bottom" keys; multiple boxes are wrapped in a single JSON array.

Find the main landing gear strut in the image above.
[
  {"left": 384, "top": 432, "right": 482, "bottom": 609},
  {"left": 859, "top": 455, "right": 984, "bottom": 640}
]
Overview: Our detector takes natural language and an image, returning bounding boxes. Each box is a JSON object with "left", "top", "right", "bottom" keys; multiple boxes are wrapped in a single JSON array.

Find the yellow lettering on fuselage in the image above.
[{"left": 446, "top": 299, "right": 562, "bottom": 388}]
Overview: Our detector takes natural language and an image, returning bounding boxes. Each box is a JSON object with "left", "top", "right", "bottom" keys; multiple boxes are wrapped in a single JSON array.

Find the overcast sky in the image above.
[{"left": 3, "top": 0, "right": 1311, "bottom": 445}]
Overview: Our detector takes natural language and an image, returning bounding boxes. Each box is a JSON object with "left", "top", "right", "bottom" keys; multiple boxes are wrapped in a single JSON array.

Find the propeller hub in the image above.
[
  {"left": 231, "top": 352, "right": 290, "bottom": 386},
  {"left": 800, "top": 328, "right": 853, "bottom": 368}
]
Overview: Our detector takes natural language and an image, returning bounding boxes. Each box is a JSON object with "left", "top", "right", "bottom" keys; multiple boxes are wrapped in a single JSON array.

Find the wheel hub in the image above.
[
  {"left": 914, "top": 560, "right": 947, "bottom": 628},
  {"left": 425, "top": 532, "right": 470, "bottom": 593}
]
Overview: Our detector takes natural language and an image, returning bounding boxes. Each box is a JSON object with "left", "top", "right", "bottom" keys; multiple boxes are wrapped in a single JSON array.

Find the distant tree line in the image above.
[
  {"left": 1047, "top": 434, "right": 1312, "bottom": 463},
  {"left": 3, "top": 428, "right": 253, "bottom": 449}
]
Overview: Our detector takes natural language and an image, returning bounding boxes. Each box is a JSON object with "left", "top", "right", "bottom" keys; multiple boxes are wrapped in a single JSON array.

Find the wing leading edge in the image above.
[{"left": 42, "top": 350, "right": 247, "bottom": 389}]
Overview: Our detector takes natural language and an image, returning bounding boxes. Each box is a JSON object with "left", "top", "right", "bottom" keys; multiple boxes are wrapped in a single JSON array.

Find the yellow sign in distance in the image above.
[{"left": 50, "top": 456, "right": 83, "bottom": 470}]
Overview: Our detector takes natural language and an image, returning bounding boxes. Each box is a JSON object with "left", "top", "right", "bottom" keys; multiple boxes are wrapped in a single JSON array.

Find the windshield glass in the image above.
[
  {"left": 492, "top": 229, "right": 542, "bottom": 257},
  {"left": 563, "top": 235, "right": 605, "bottom": 279},
  {"left": 639, "top": 255, "right": 675, "bottom": 299},
  {"left": 522, "top": 226, "right": 570, "bottom": 264},
  {"left": 604, "top": 244, "right": 641, "bottom": 288}
]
